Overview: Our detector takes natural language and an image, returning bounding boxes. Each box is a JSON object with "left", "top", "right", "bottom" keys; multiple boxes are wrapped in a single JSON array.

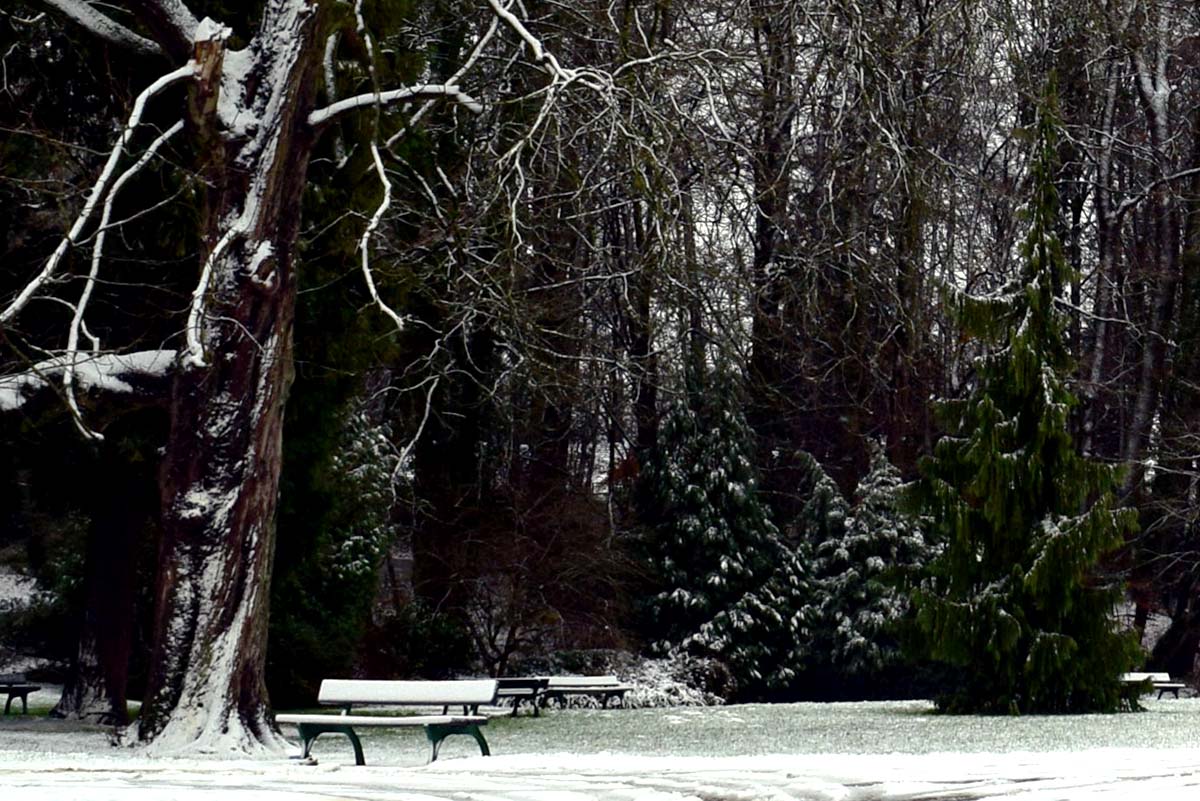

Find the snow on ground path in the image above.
[
  {"left": 3, "top": 749, "right": 1200, "bottom": 800},
  {"left": 4, "top": 700, "right": 1200, "bottom": 799}
]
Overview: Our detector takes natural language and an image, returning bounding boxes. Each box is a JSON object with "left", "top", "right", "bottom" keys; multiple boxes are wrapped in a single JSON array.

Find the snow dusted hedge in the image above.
[{"left": 0, "top": 568, "right": 48, "bottom": 675}]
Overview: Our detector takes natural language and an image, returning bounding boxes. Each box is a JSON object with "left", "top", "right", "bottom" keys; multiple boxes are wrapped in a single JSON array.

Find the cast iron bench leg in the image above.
[
  {"left": 3, "top": 693, "right": 24, "bottom": 715},
  {"left": 425, "top": 723, "right": 490, "bottom": 763},
  {"left": 297, "top": 723, "right": 365, "bottom": 766}
]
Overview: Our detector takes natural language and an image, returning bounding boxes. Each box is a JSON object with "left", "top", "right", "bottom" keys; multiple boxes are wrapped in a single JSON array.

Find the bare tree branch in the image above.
[
  {"left": 121, "top": 0, "right": 199, "bottom": 62},
  {"left": 0, "top": 62, "right": 193, "bottom": 326},
  {"left": 40, "top": 0, "right": 163, "bottom": 57}
]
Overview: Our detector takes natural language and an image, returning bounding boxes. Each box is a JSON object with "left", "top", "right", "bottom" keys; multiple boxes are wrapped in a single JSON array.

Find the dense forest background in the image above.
[{"left": 3, "top": 0, "right": 1200, "bottom": 726}]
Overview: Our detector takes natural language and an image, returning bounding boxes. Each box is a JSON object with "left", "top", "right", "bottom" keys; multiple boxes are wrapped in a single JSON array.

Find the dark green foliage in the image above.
[
  {"left": 638, "top": 364, "right": 812, "bottom": 695},
  {"left": 359, "top": 600, "right": 475, "bottom": 680},
  {"left": 269, "top": 402, "right": 402, "bottom": 706},
  {"left": 908, "top": 89, "right": 1141, "bottom": 714}
]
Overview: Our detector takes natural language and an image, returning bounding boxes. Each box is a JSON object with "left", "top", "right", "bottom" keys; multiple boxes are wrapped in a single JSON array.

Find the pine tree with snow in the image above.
[
  {"left": 793, "top": 451, "right": 847, "bottom": 668},
  {"left": 638, "top": 364, "right": 812, "bottom": 693},
  {"left": 910, "top": 89, "right": 1141, "bottom": 713},
  {"left": 818, "top": 440, "right": 929, "bottom": 677}
]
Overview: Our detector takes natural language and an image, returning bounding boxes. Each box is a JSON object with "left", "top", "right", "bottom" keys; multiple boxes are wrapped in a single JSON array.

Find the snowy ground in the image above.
[{"left": 3, "top": 688, "right": 1200, "bottom": 799}]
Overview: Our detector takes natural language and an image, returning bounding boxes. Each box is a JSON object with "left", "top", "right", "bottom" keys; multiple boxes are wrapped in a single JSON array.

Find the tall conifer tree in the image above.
[{"left": 910, "top": 87, "right": 1141, "bottom": 713}]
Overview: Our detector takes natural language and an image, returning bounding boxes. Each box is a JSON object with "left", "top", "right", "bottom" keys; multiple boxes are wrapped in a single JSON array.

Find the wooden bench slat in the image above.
[{"left": 543, "top": 675, "right": 621, "bottom": 688}]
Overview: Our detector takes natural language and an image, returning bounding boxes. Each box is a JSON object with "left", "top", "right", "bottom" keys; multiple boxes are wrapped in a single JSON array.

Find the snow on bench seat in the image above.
[
  {"left": 1120, "top": 672, "right": 1187, "bottom": 699},
  {"left": 317, "top": 678, "right": 498, "bottom": 710}
]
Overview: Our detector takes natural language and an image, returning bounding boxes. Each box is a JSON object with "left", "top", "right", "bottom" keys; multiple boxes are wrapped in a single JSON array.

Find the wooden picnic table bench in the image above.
[
  {"left": 1120, "top": 672, "right": 1187, "bottom": 700},
  {"left": 275, "top": 679, "right": 496, "bottom": 765},
  {"left": 0, "top": 672, "right": 41, "bottom": 715}
]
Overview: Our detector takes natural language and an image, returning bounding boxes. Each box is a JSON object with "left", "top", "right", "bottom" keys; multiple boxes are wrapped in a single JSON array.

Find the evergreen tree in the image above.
[
  {"left": 909, "top": 89, "right": 1141, "bottom": 713},
  {"left": 797, "top": 451, "right": 851, "bottom": 558},
  {"left": 817, "top": 440, "right": 928, "bottom": 677},
  {"left": 269, "top": 400, "right": 402, "bottom": 705},
  {"left": 639, "top": 364, "right": 812, "bottom": 694},
  {"left": 795, "top": 451, "right": 848, "bottom": 671}
]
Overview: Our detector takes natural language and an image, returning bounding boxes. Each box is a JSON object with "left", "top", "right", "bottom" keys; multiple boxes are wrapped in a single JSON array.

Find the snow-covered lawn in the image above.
[{"left": 3, "top": 689, "right": 1200, "bottom": 799}]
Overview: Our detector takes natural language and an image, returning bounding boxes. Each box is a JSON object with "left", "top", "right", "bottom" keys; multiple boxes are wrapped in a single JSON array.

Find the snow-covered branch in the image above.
[
  {"left": 42, "top": 0, "right": 163, "bottom": 57},
  {"left": 358, "top": 142, "right": 406, "bottom": 332},
  {"left": 183, "top": 226, "right": 238, "bottom": 369},
  {"left": 0, "top": 351, "right": 175, "bottom": 414},
  {"left": 384, "top": 6, "right": 503, "bottom": 149},
  {"left": 0, "top": 62, "right": 193, "bottom": 326},
  {"left": 307, "top": 83, "right": 483, "bottom": 127}
]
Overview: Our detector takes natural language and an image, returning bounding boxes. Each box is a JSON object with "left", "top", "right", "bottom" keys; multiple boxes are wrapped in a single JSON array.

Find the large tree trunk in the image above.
[
  {"left": 138, "top": 5, "right": 325, "bottom": 753},
  {"left": 1150, "top": 583, "right": 1200, "bottom": 679}
]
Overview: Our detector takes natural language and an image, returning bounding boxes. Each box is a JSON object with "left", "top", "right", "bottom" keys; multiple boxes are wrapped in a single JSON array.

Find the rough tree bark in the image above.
[{"left": 136, "top": 7, "right": 325, "bottom": 751}]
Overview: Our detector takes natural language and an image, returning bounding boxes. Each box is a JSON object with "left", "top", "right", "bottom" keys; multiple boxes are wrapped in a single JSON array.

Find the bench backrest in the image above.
[
  {"left": 496, "top": 677, "right": 549, "bottom": 691},
  {"left": 318, "top": 679, "right": 498, "bottom": 706},
  {"left": 0, "top": 672, "right": 26, "bottom": 684},
  {"left": 1121, "top": 672, "right": 1171, "bottom": 682},
  {"left": 545, "top": 675, "right": 621, "bottom": 688}
]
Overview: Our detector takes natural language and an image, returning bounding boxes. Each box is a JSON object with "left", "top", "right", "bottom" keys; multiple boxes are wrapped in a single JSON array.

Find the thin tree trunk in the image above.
[
  {"left": 1122, "top": 16, "right": 1180, "bottom": 493},
  {"left": 52, "top": 434, "right": 154, "bottom": 725},
  {"left": 746, "top": 3, "right": 794, "bottom": 462}
]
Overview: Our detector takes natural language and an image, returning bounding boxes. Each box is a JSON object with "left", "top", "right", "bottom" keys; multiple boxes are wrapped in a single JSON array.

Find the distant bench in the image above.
[
  {"left": 275, "top": 679, "right": 495, "bottom": 765},
  {"left": 1120, "top": 672, "right": 1187, "bottom": 700},
  {"left": 495, "top": 676, "right": 550, "bottom": 716},
  {"left": 0, "top": 672, "right": 41, "bottom": 715},
  {"left": 543, "top": 675, "right": 632, "bottom": 708},
  {"left": 497, "top": 674, "right": 632, "bottom": 713}
]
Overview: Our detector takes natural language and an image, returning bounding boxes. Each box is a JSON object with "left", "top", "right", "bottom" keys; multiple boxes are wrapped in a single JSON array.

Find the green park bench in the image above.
[
  {"left": 0, "top": 672, "right": 41, "bottom": 715},
  {"left": 275, "top": 678, "right": 496, "bottom": 765},
  {"left": 540, "top": 675, "right": 633, "bottom": 709},
  {"left": 1120, "top": 671, "right": 1187, "bottom": 700}
]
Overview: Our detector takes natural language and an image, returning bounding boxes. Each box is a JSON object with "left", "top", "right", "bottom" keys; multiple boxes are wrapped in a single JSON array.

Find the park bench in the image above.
[
  {"left": 0, "top": 672, "right": 41, "bottom": 715},
  {"left": 1120, "top": 672, "right": 1187, "bottom": 700},
  {"left": 495, "top": 676, "right": 550, "bottom": 716},
  {"left": 540, "top": 675, "right": 632, "bottom": 709},
  {"left": 274, "top": 679, "right": 496, "bottom": 765}
]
